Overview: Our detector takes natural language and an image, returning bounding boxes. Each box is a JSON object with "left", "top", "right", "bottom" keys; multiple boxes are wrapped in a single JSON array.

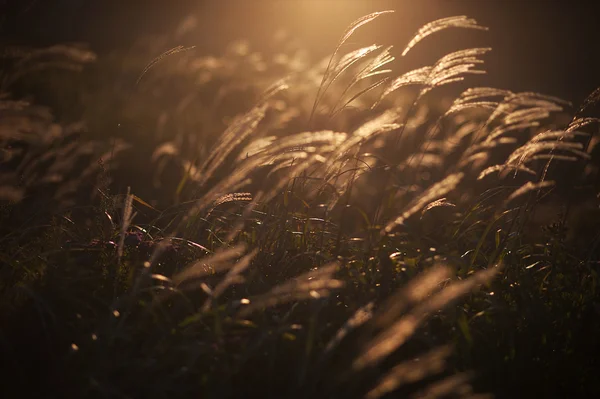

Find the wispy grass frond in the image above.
[
  {"left": 566, "top": 117, "right": 600, "bottom": 133},
  {"left": 0, "top": 98, "right": 30, "bottom": 111},
  {"left": 238, "top": 262, "right": 344, "bottom": 317},
  {"left": 365, "top": 346, "right": 453, "bottom": 399},
  {"left": 351, "top": 46, "right": 395, "bottom": 84},
  {"left": 477, "top": 164, "right": 537, "bottom": 180},
  {"left": 14, "top": 44, "right": 96, "bottom": 67},
  {"left": 185, "top": 152, "right": 275, "bottom": 217},
  {"left": 196, "top": 104, "right": 268, "bottom": 186},
  {"left": 576, "top": 86, "right": 600, "bottom": 116},
  {"left": 505, "top": 180, "right": 555, "bottom": 205},
  {"left": 421, "top": 198, "right": 456, "bottom": 217},
  {"left": 326, "top": 110, "right": 400, "bottom": 174},
  {"left": 332, "top": 77, "right": 391, "bottom": 117},
  {"left": 509, "top": 92, "right": 571, "bottom": 108},
  {"left": 172, "top": 243, "right": 248, "bottom": 286},
  {"left": 421, "top": 48, "right": 490, "bottom": 95},
  {"left": 353, "top": 265, "right": 499, "bottom": 371},
  {"left": 529, "top": 154, "right": 579, "bottom": 162},
  {"left": 202, "top": 248, "right": 258, "bottom": 310},
  {"left": 257, "top": 77, "right": 290, "bottom": 104},
  {"left": 310, "top": 10, "right": 394, "bottom": 124},
  {"left": 261, "top": 155, "right": 328, "bottom": 204},
  {"left": 5, "top": 62, "right": 84, "bottom": 86},
  {"left": 384, "top": 173, "right": 464, "bottom": 233},
  {"left": 334, "top": 11, "right": 395, "bottom": 61},
  {"left": 530, "top": 129, "right": 588, "bottom": 143},
  {"left": 263, "top": 130, "right": 347, "bottom": 156},
  {"left": 212, "top": 192, "right": 253, "bottom": 208},
  {"left": 136, "top": 45, "right": 196, "bottom": 86},
  {"left": 117, "top": 187, "right": 135, "bottom": 262},
  {"left": 485, "top": 121, "right": 542, "bottom": 143},
  {"left": 371, "top": 265, "right": 453, "bottom": 330},
  {"left": 328, "top": 44, "right": 383, "bottom": 88},
  {"left": 237, "top": 136, "right": 277, "bottom": 160},
  {"left": 402, "top": 16, "right": 488, "bottom": 57},
  {"left": 410, "top": 372, "right": 485, "bottom": 399},
  {"left": 445, "top": 100, "right": 498, "bottom": 116},
  {"left": 458, "top": 152, "right": 489, "bottom": 169},
  {"left": 455, "top": 87, "right": 512, "bottom": 104},
  {"left": 151, "top": 142, "right": 179, "bottom": 161},
  {"left": 503, "top": 106, "right": 562, "bottom": 126},
  {"left": 507, "top": 138, "right": 589, "bottom": 168},
  {"left": 485, "top": 92, "right": 569, "bottom": 128},
  {"left": 324, "top": 302, "right": 374, "bottom": 354},
  {"left": 376, "top": 66, "right": 432, "bottom": 106},
  {"left": 329, "top": 46, "right": 394, "bottom": 115},
  {"left": 206, "top": 192, "right": 253, "bottom": 217}
]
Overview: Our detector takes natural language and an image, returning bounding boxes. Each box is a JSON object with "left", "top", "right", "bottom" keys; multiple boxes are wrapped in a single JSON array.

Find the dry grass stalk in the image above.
[
  {"left": 353, "top": 265, "right": 499, "bottom": 371},
  {"left": 402, "top": 16, "right": 488, "bottom": 57},
  {"left": 384, "top": 173, "right": 464, "bottom": 233}
]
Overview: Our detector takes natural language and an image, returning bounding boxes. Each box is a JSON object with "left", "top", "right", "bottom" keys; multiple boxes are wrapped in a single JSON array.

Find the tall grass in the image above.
[{"left": 1, "top": 10, "right": 599, "bottom": 399}]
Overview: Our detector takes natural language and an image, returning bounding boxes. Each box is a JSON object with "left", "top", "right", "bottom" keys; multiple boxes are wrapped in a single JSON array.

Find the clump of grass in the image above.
[{"left": 1, "top": 9, "right": 600, "bottom": 399}]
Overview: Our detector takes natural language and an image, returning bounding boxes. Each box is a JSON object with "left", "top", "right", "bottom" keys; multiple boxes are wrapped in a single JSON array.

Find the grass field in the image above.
[{"left": 1, "top": 10, "right": 599, "bottom": 399}]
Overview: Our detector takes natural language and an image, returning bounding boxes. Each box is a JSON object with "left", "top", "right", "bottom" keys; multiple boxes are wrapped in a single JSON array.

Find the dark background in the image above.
[{"left": 1, "top": 0, "right": 599, "bottom": 105}]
